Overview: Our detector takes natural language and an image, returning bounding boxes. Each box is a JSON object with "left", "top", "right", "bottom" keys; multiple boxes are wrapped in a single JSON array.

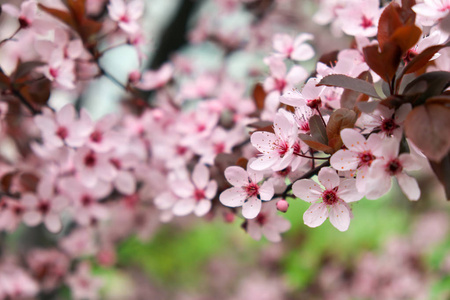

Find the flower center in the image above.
[
  {"left": 84, "top": 152, "right": 97, "bottom": 167},
  {"left": 256, "top": 213, "right": 267, "bottom": 225},
  {"left": 38, "top": 201, "right": 50, "bottom": 214},
  {"left": 81, "top": 195, "right": 93, "bottom": 207},
  {"left": 386, "top": 159, "right": 403, "bottom": 175},
  {"left": 360, "top": 15, "right": 373, "bottom": 29},
  {"left": 194, "top": 189, "right": 205, "bottom": 201},
  {"left": 322, "top": 189, "right": 338, "bottom": 205},
  {"left": 56, "top": 126, "right": 68, "bottom": 139},
  {"left": 90, "top": 131, "right": 103, "bottom": 143},
  {"left": 245, "top": 182, "right": 259, "bottom": 198},
  {"left": 275, "top": 78, "right": 286, "bottom": 92},
  {"left": 381, "top": 118, "right": 398, "bottom": 135},
  {"left": 358, "top": 151, "right": 375, "bottom": 167},
  {"left": 214, "top": 142, "right": 225, "bottom": 154},
  {"left": 275, "top": 140, "right": 289, "bottom": 156}
]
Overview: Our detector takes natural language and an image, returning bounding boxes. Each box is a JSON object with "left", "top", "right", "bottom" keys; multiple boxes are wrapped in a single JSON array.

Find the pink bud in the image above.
[
  {"left": 128, "top": 70, "right": 141, "bottom": 84},
  {"left": 276, "top": 199, "right": 289, "bottom": 213},
  {"left": 96, "top": 248, "right": 116, "bottom": 267},
  {"left": 224, "top": 212, "right": 235, "bottom": 223}
]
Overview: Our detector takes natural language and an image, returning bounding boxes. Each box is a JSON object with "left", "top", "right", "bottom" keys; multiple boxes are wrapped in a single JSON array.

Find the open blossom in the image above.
[
  {"left": 220, "top": 165, "right": 274, "bottom": 219},
  {"left": 293, "top": 167, "right": 363, "bottom": 231},
  {"left": 34, "top": 104, "right": 93, "bottom": 148},
  {"left": 171, "top": 164, "right": 218, "bottom": 217},
  {"left": 66, "top": 263, "right": 103, "bottom": 300},
  {"left": 330, "top": 129, "right": 383, "bottom": 194},
  {"left": 280, "top": 78, "right": 325, "bottom": 108},
  {"left": 250, "top": 111, "right": 305, "bottom": 171},
  {"left": 366, "top": 138, "right": 422, "bottom": 201},
  {"left": 246, "top": 200, "right": 291, "bottom": 242},
  {"left": 272, "top": 33, "right": 315, "bottom": 61},
  {"left": 336, "top": 0, "right": 382, "bottom": 37},
  {"left": 356, "top": 104, "right": 412, "bottom": 139},
  {"left": 132, "top": 63, "right": 174, "bottom": 90},
  {"left": 22, "top": 180, "right": 68, "bottom": 233},
  {"left": 413, "top": 0, "right": 450, "bottom": 26},
  {"left": 108, "top": 0, "right": 144, "bottom": 34}
]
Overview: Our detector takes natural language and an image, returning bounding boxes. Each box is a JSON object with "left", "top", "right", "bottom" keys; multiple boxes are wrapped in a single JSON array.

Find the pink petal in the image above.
[
  {"left": 291, "top": 44, "right": 315, "bottom": 61},
  {"left": 261, "top": 226, "right": 282, "bottom": 242},
  {"left": 21, "top": 194, "right": 38, "bottom": 208},
  {"left": 273, "top": 33, "right": 293, "bottom": 55},
  {"left": 292, "top": 179, "right": 322, "bottom": 202},
  {"left": 399, "top": 153, "right": 422, "bottom": 171},
  {"left": 242, "top": 197, "right": 262, "bottom": 219},
  {"left": 251, "top": 131, "right": 277, "bottom": 153},
  {"left": 173, "top": 198, "right": 195, "bottom": 216},
  {"left": 219, "top": 187, "right": 246, "bottom": 207},
  {"left": 194, "top": 200, "right": 211, "bottom": 217},
  {"left": 205, "top": 180, "right": 217, "bottom": 199},
  {"left": 337, "top": 179, "right": 363, "bottom": 202},
  {"left": 247, "top": 220, "right": 263, "bottom": 240},
  {"left": 259, "top": 181, "right": 274, "bottom": 201},
  {"left": 340, "top": 128, "right": 367, "bottom": 152},
  {"left": 224, "top": 166, "right": 248, "bottom": 187},
  {"left": 318, "top": 167, "right": 340, "bottom": 190},
  {"left": 396, "top": 173, "right": 420, "bottom": 201},
  {"left": 52, "top": 195, "right": 69, "bottom": 212},
  {"left": 44, "top": 214, "right": 62, "bottom": 233},
  {"left": 154, "top": 192, "right": 177, "bottom": 209},
  {"left": 303, "top": 202, "right": 328, "bottom": 228},
  {"left": 171, "top": 179, "right": 194, "bottom": 198},
  {"left": 114, "top": 171, "right": 136, "bottom": 195},
  {"left": 329, "top": 201, "right": 351, "bottom": 231},
  {"left": 23, "top": 211, "right": 42, "bottom": 226},
  {"left": 286, "top": 65, "right": 308, "bottom": 85},
  {"left": 56, "top": 104, "right": 75, "bottom": 126},
  {"left": 250, "top": 154, "right": 279, "bottom": 171},
  {"left": 330, "top": 149, "right": 359, "bottom": 171},
  {"left": 365, "top": 160, "right": 392, "bottom": 199},
  {"left": 192, "top": 163, "right": 209, "bottom": 189}
]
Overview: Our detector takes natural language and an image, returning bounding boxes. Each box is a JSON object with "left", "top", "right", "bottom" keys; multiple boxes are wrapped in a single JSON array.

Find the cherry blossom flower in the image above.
[
  {"left": 356, "top": 104, "right": 412, "bottom": 139},
  {"left": 413, "top": 0, "right": 450, "bottom": 26},
  {"left": 0, "top": 263, "right": 38, "bottom": 299},
  {"left": 280, "top": 78, "right": 325, "bottom": 108},
  {"left": 337, "top": 0, "right": 382, "bottom": 37},
  {"left": 250, "top": 111, "right": 305, "bottom": 171},
  {"left": 74, "top": 147, "right": 117, "bottom": 188},
  {"left": 330, "top": 129, "right": 383, "bottom": 194},
  {"left": 27, "top": 249, "right": 69, "bottom": 291},
  {"left": 34, "top": 104, "right": 93, "bottom": 148},
  {"left": 366, "top": 138, "right": 422, "bottom": 201},
  {"left": 22, "top": 180, "right": 68, "bottom": 233},
  {"left": 0, "top": 199, "right": 24, "bottom": 232},
  {"left": 220, "top": 165, "right": 274, "bottom": 219},
  {"left": 66, "top": 262, "right": 103, "bottom": 300},
  {"left": 2, "top": 0, "right": 39, "bottom": 30},
  {"left": 108, "top": 0, "right": 144, "bottom": 34},
  {"left": 85, "top": 114, "right": 124, "bottom": 153},
  {"left": 133, "top": 63, "right": 174, "bottom": 90},
  {"left": 171, "top": 163, "right": 218, "bottom": 217},
  {"left": 272, "top": 33, "right": 315, "bottom": 61},
  {"left": 246, "top": 200, "right": 291, "bottom": 242},
  {"left": 292, "top": 167, "right": 363, "bottom": 231}
]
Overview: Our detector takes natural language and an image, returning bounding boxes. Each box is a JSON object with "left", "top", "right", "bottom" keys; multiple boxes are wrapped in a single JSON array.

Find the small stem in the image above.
[
  {"left": 0, "top": 27, "right": 22, "bottom": 46},
  {"left": 98, "top": 42, "right": 128, "bottom": 56},
  {"left": 316, "top": 108, "right": 327, "bottom": 128},
  {"left": 11, "top": 89, "right": 39, "bottom": 115},
  {"left": 294, "top": 152, "right": 329, "bottom": 160},
  {"left": 99, "top": 66, "right": 128, "bottom": 91}
]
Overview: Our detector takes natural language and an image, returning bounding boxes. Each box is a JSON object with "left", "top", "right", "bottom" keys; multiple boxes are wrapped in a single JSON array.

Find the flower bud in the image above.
[{"left": 276, "top": 199, "right": 289, "bottom": 213}]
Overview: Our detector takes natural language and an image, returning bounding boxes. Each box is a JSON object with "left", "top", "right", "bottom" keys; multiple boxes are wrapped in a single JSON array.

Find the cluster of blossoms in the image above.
[{"left": 0, "top": 0, "right": 448, "bottom": 298}]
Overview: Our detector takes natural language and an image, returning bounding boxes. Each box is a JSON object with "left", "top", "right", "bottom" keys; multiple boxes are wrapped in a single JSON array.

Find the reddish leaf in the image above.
[
  {"left": 19, "top": 173, "right": 39, "bottom": 192},
  {"left": 38, "top": 4, "right": 76, "bottom": 29},
  {"left": 318, "top": 74, "right": 379, "bottom": 99},
  {"left": 12, "top": 61, "right": 46, "bottom": 82},
  {"left": 429, "top": 153, "right": 450, "bottom": 200},
  {"left": 309, "top": 115, "right": 328, "bottom": 145},
  {"left": 390, "top": 24, "right": 422, "bottom": 53},
  {"left": 363, "top": 43, "right": 402, "bottom": 83},
  {"left": 402, "top": 41, "right": 450, "bottom": 75},
  {"left": 377, "top": 2, "right": 404, "bottom": 50},
  {"left": 404, "top": 103, "right": 450, "bottom": 162},
  {"left": 326, "top": 108, "right": 357, "bottom": 152},
  {"left": 426, "top": 96, "right": 450, "bottom": 106},
  {"left": 252, "top": 83, "right": 266, "bottom": 110},
  {"left": 299, "top": 134, "right": 334, "bottom": 154},
  {"left": 0, "top": 69, "right": 11, "bottom": 90},
  {"left": 1, "top": 172, "right": 16, "bottom": 194},
  {"left": 403, "top": 71, "right": 450, "bottom": 106}
]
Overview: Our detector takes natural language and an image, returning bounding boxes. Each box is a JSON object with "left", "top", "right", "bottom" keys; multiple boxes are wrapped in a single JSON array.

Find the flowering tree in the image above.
[{"left": 0, "top": 0, "right": 448, "bottom": 298}]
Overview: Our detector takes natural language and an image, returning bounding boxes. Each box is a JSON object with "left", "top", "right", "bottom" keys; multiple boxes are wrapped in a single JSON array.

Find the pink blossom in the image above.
[
  {"left": 250, "top": 111, "right": 305, "bottom": 171},
  {"left": 85, "top": 114, "right": 124, "bottom": 153},
  {"left": 22, "top": 179, "right": 68, "bottom": 233},
  {"left": 0, "top": 199, "right": 24, "bottom": 232},
  {"left": 292, "top": 167, "right": 363, "bottom": 231},
  {"left": 220, "top": 165, "right": 274, "bottom": 219},
  {"left": 413, "top": 0, "right": 450, "bottom": 26},
  {"left": 66, "top": 262, "right": 103, "bottom": 300},
  {"left": 246, "top": 200, "right": 291, "bottom": 242},
  {"left": 330, "top": 129, "right": 383, "bottom": 194},
  {"left": 60, "top": 228, "right": 97, "bottom": 258},
  {"left": 2, "top": 0, "right": 38, "bottom": 30},
  {"left": 171, "top": 163, "right": 218, "bottom": 217},
  {"left": 272, "top": 33, "right": 315, "bottom": 61},
  {"left": 280, "top": 78, "right": 325, "bottom": 108},
  {"left": 108, "top": 0, "right": 144, "bottom": 34},
  {"left": 133, "top": 63, "right": 174, "bottom": 90},
  {"left": 0, "top": 263, "right": 38, "bottom": 299},
  {"left": 337, "top": 0, "right": 382, "bottom": 37},
  {"left": 34, "top": 104, "right": 93, "bottom": 148},
  {"left": 74, "top": 147, "right": 117, "bottom": 188},
  {"left": 27, "top": 249, "right": 69, "bottom": 291},
  {"left": 263, "top": 56, "right": 308, "bottom": 95},
  {"left": 366, "top": 138, "right": 422, "bottom": 201}
]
